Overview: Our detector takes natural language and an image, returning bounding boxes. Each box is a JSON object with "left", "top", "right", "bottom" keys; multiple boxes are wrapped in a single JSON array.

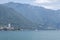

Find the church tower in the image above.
[{"left": 8, "top": 23, "right": 11, "bottom": 28}]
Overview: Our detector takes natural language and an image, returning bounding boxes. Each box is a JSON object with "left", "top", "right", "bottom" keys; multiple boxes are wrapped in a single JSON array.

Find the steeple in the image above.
[{"left": 8, "top": 23, "right": 11, "bottom": 28}]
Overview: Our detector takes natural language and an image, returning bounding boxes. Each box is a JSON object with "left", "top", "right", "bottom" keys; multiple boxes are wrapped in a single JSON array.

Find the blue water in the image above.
[{"left": 0, "top": 30, "right": 60, "bottom": 40}]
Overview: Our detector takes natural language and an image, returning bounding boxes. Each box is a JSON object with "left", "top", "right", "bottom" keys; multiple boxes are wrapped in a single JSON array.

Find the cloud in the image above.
[
  {"left": 34, "top": 0, "right": 51, "bottom": 3},
  {"left": 33, "top": 0, "right": 60, "bottom": 10}
]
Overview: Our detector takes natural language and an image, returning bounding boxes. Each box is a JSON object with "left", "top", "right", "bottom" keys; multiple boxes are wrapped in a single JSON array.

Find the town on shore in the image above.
[
  {"left": 0, "top": 23, "right": 56, "bottom": 31},
  {"left": 0, "top": 24, "right": 22, "bottom": 31}
]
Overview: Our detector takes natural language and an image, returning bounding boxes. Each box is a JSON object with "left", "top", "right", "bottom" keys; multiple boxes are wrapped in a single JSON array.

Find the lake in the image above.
[{"left": 0, "top": 30, "right": 60, "bottom": 40}]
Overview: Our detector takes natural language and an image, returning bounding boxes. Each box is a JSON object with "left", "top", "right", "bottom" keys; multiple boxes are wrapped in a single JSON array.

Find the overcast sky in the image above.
[{"left": 0, "top": 0, "right": 60, "bottom": 10}]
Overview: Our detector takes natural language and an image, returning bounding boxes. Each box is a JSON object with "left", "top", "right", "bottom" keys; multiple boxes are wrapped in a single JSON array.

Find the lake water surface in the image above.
[{"left": 0, "top": 30, "right": 60, "bottom": 40}]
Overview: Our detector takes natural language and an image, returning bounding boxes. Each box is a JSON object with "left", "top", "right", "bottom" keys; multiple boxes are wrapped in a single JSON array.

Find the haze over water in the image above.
[{"left": 0, "top": 31, "right": 60, "bottom": 40}]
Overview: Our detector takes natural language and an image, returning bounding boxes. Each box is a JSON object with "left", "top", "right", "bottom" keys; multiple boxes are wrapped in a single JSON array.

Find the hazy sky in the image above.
[{"left": 0, "top": 0, "right": 60, "bottom": 10}]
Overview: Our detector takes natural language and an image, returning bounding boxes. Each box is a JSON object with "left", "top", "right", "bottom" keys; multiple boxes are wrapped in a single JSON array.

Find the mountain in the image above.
[
  {"left": 4, "top": 2, "right": 60, "bottom": 29},
  {"left": 0, "top": 4, "right": 39, "bottom": 29}
]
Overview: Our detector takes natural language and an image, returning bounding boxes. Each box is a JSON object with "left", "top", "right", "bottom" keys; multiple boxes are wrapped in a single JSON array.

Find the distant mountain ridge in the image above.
[
  {"left": 3, "top": 2, "right": 60, "bottom": 29},
  {"left": 0, "top": 4, "right": 38, "bottom": 29}
]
